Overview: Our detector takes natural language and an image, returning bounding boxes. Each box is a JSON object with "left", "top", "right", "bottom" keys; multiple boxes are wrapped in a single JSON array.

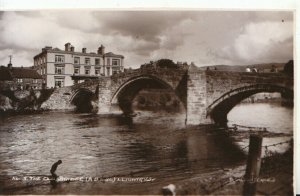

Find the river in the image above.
[{"left": 0, "top": 102, "right": 293, "bottom": 194}]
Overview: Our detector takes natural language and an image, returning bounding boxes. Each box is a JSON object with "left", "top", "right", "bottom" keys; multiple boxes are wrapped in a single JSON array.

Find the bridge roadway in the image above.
[{"left": 41, "top": 66, "right": 293, "bottom": 125}]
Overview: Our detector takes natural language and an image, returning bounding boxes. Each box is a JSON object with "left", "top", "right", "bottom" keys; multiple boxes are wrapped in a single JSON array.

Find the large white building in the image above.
[{"left": 33, "top": 43, "right": 124, "bottom": 88}]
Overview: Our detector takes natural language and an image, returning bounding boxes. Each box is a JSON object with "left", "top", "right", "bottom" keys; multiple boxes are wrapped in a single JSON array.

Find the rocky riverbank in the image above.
[{"left": 0, "top": 89, "right": 54, "bottom": 113}]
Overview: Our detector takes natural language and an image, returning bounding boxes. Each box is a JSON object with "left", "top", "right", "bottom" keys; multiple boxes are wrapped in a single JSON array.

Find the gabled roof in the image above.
[
  {"left": 52, "top": 47, "right": 62, "bottom": 51},
  {"left": 0, "top": 67, "right": 13, "bottom": 81},
  {"left": 10, "top": 67, "right": 43, "bottom": 79}
]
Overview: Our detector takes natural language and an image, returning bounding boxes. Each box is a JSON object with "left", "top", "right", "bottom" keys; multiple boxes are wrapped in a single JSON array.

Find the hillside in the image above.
[{"left": 201, "top": 62, "right": 286, "bottom": 72}]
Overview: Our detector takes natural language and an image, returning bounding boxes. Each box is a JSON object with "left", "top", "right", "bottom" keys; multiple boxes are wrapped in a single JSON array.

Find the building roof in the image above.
[
  {"left": 52, "top": 48, "right": 62, "bottom": 51},
  {"left": 10, "top": 67, "right": 43, "bottom": 79},
  {"left": 104, "top": 52, "right": 124, "bottom": 58},
  {"left": 0, "top": 66, "right": 13, "bottom": 81},
  {"left": 34, "top": 46, "right": 124, "bottom": 59}
]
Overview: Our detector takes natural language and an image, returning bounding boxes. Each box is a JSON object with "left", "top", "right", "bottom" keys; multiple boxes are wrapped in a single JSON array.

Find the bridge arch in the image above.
[
  {"left": 70, "top": 88, "right": 95, "bottom": 112},
  {"left": 206, "top": 84, "right": 293, "bottom": 125},
  {"left": 110, "top": 75, "right": 184, "bottom": 115}
]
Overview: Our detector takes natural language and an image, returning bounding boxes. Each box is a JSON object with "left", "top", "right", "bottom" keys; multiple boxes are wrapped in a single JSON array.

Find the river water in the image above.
[{"left": 0, "top": 102, "right": 293, "bottom": 194}]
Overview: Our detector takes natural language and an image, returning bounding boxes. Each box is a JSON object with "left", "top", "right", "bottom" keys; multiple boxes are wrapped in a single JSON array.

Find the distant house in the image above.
[
  {"left": 0, "top": 66, "right": 14, "bottom": 90},
  {"left": 0, "top": 64, "right": 43, "bottom": 91},
  {"left": 9, "top": 67, "right": 43, "bottom": 90}
]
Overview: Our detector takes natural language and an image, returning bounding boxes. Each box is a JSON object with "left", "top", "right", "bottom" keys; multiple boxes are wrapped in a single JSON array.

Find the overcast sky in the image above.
[{"left": 0, "top": 11, "right": 293, "bottom": 68}]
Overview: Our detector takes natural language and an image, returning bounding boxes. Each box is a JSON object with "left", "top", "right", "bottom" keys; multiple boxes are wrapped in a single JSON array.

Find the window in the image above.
[
  {"left": 85, "top": 58, "right": 90, "bottom": 65},
  {"left": 18, "top": 85, "right": 23, "bottom": 90},
  {"left": 107, "top": 67, "right": 110, "bottom": 76},
  {"left": 74, "top": 57, "right": 80, "bottom": 64},
  {"left": 85, "top": 69, "right": 90, "bottom": 75},
  {"left": 74, "top": 68, "right": 80, "bottom": 75},
  {"left": 112, "top": 59, "right": 120, "bottom": 66},
  {"left": 25, "top": 84, "right": 30, "bottom": 90},
  {"left": 54, "top": 78, "right": 64, "bottom": 88},
  {"left": 33, "top": 79, "right": 38, "bottom": 84},
  {"left": 95, "top": 58, "right": 100, "bottom": 65},
  {"left": 55, "top": 55, "right": 64, "bottom": 63},
  {"left": 17, "top": 78, "right": 23, "bottom": 83},
  {"left": 95, "top": 68, "right": 100, "bottom": 75},
  {"left": 55, "top": 65, "right": 64, "bottom": 74},
  {"left": 112, "top": 67, "right": 119, "bottom": 75},
  {"left": 106, "top": 58, "right": 110, "bottom": 65}
]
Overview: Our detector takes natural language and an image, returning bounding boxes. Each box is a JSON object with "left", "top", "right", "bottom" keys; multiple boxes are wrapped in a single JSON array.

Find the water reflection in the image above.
[
  {"left": 0, "top": 101, "right": 293, "bottom": 194},
  {"left": 0, "top": 112, "right": 244, "bottom": 181},
  {"left": 228, "top": 102, "right": 293, "bottom": 156}
]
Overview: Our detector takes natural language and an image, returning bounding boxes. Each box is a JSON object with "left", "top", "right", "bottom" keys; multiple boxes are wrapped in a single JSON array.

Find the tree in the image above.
[
  {"left": 156, "top": 59, "right": 178, "bottom": 69},
  {"left": 283, "top": 60, "right": 293, "bottom": 76}
]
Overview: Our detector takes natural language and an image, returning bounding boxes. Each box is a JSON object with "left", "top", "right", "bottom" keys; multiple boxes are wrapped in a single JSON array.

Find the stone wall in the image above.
[
  {"left": 40, "top": 87, "right": 74, "bottom": 110},
  {"left": 41, "top": 80, "right": 100, "bottom": 110}
]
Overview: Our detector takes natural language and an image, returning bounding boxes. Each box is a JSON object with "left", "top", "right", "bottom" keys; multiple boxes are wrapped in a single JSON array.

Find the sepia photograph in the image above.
[{"left": 0, "top": 9, "right": 294, "bottom": 195}]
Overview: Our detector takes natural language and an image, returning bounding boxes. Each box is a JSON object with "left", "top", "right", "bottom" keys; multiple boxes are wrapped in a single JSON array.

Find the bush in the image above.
[
  {"left": 283, "top": 60, "right": 293, "bottom": 76},
  {"left": 156, "top": 59, "right": 178, "bottom": 69}
]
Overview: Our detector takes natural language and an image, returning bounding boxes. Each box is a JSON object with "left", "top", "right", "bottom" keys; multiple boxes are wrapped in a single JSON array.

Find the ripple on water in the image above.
[{"left": 0, "top": 104, "right": 293, "bottom": 193}]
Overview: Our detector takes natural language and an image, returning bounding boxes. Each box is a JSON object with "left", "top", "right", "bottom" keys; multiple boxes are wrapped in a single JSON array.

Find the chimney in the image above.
[
  {"left": 7, "top": 55, "right": 12, "bottom": 69},
  {"left": 82, "top": 48, "right": 86, "bottom": 53},
  {"left": 42, "top": 46, "right": 52, "bottom": 52},
  {"left": 65, "top": 43, "right": 71, "bottom": 51},
  {"left": 71, "top": 46, "right": 74, "bottom": 52},
  {"left": 97, "top": 45, "right": 105, "bottom": 55}
]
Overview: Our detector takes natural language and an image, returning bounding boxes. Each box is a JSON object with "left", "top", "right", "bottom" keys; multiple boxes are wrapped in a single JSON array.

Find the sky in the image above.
[{"left": 0, "top": 11, "right": 294, "bottom": 68}]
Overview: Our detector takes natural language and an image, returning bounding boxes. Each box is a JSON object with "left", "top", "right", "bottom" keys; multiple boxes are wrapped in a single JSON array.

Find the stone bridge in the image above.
[
  {"left": 41, "top": 79, "right": 100, "bottom": 112},
  {"left": 42, "top": 66, "right": 293, "bottom": 125},
  {"left": 187, "top": 67, "right": 293, "bottom": 124}
]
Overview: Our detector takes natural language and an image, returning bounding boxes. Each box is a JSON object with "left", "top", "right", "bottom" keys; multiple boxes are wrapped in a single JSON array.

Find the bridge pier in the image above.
[
  {"left": 186, "top": 69, "right": 213, "bottom": 125},
  {"left": 97, "top": 78, "right": 113, "bottom": 114}
]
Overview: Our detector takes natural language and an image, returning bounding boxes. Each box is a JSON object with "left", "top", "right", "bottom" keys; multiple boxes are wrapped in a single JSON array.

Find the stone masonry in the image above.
[{"left": 40, "top": 66, "right": 293, "bottom": 125}]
